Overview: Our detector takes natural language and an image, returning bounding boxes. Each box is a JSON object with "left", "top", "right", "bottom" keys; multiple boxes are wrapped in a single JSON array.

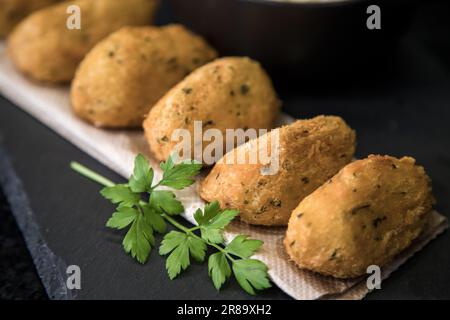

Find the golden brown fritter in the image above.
[
  {"left": 143, "top": 56, "right": 281, "bottom": 163},
  {"left": 8, "top": 0, "right": 159, "bottom": 83},
  {"left": 71, "top": 25, "right": 217, "bottom": 128},
  {"left": 284, "top": 155, "right": 435, "bottom": 279},
  {"left": 0, "top": 0, "right": 62, "bottom": 37},
  {"left": 200, "top": 116, "right": 356, "bottom": 226}
]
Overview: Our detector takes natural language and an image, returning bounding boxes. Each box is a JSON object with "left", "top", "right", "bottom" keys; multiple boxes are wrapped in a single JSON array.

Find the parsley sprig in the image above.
[{"left": 70, "top": 154, "right": 271, "bottom": 295}]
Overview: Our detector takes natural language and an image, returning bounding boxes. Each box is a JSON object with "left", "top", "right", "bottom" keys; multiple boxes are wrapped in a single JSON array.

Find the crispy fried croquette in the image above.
[
  {"left": 143, "top": 57, "right": 281, "bottom": 163},
  {"left": 284, "top": 155, "right": 435, "bottom": 278},
  {"left": 0, "top": 0, "right": 62, "bottom": 37},
  {"left": 200, "top": 116, "right": 356, "bottom": 226},
  {"left": 71, "top": 25, "right": 217, "bottom": 128},
  {"left": 8, "top": 0, "right": 159, "bottom": 83}
]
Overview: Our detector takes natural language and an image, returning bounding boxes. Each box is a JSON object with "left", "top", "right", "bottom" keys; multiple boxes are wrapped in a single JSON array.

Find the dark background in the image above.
[{"left": 1, "top": 1, "right": 450, "bottom": 300}]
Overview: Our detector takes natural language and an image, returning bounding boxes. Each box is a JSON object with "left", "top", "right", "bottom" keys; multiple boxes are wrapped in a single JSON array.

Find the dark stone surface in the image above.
[
  {"left": 0, "top": 1, "right": 450, "bottom": 300},
  {"left": 0, "top": 187, "right": 47, "bottom": 300},
  {"left": 0, "top": 148, "right": 75, "bottom": 300}
]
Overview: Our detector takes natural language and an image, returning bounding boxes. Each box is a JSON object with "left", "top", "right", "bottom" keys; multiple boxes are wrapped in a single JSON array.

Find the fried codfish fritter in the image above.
[
  {"left": 71, "top": 25, "right": 217, "bottom": 128},
  {"left": 8, "top": 0, "right": 159, "bottom": 83},
  {"left": 200, "top": 116, "right": 356, "bottom": 226},
  {"left": 143, "top": 57, "right": 281, "bottom": 163},
  {"left": 0, "top": 0, "right": 62, "bottom": 37},
  {"left": 284, "top": 155, "right": 435, "bottom": 279}
]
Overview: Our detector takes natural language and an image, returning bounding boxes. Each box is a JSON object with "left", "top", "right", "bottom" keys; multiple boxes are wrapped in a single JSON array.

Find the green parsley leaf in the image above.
[
  {"left": 106, "top": 206, "right": 138, "bottom": 230},
  {"left": 206, "top": 209, "right": 239, "bottom": 230},
  {"left": 166, "top": 242, "right": 190, "bottom": 279},
  {"left": 159, "top": 156, "right": 202, "bottom": 190},
  {"left": 160, "top": 231, "right": 206, "bottom": 279},
  {"left": 150, "top": 190, "right": 184, "bottom": 215},
  {"left": 160, "top": 231, "right": 190, "bottom": 279},
  {"left": 232, "top": 259, "right": 271, "bottom": 295},
  {"left": 100, "top": 184, "right": 139, "bottom": 206},
  {"left": 122, "top": 213, "right": 154, "bottom": 264},
  {"left": 200, "top": 228, "right": 224, "bottom": 244},
  {"left": 187, "top": 236, "right": 207, "bottom": 263},
  {"left": 160, "top": 154, "right": 175, "bottom": 172},
  {"left": 195, "top": 205, "right": 239, "bottom": 244},
  {"left": 194, "top": 201, "right": 221, "bottom": 225},
  {"left": 208, "top": 252, "right": 231, "bottom": 290},
  {"left": 129, "top": 154, "right": 154, "bottom": 193},
  {"left": 142, "top": 205, "right": 166, "bottom": 234},
  {"left": 159, "top": 231, "right": 187, "bottom": 255},
  {"left": 225, "top": 235, "right": 263, "bottom": 259}
]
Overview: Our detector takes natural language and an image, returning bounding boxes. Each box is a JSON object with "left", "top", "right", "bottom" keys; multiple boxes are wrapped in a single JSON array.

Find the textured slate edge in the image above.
[{"left": 0, "top": 145, "right": 76, "bottom": 300}]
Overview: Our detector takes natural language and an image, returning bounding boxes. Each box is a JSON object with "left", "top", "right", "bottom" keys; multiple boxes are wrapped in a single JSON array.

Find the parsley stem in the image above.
[
  {"left": 161, "top": 213, "right": 236, "bottom": 262},
  {"left": 161, "top": 213, "right": 192, "bottom": 234},
  {"left": 150, "top": 181, "right": 161, "bottom": 190},
  {"left": 70, "top": 162, "right": 115, "bottom": 188},
  {"left": 210, "top": 243, "right": 236, "bottom": 262}
]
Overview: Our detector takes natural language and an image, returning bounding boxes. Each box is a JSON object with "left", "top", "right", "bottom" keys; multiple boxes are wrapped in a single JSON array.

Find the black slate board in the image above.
[
  {"left": 1, "top": 2, "right": 450, "bottom": 300},
  {"left": 0, "top": 175, "right": 47, "bottom": 300},
  {"left": 0, "top": 147, "right": 74, "bottom": 300}
]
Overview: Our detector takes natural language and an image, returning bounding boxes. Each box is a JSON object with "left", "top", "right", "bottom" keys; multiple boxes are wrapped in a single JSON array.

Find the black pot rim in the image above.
[{"left": 234, "top": 0, "right": 373, "bottom": 8}]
